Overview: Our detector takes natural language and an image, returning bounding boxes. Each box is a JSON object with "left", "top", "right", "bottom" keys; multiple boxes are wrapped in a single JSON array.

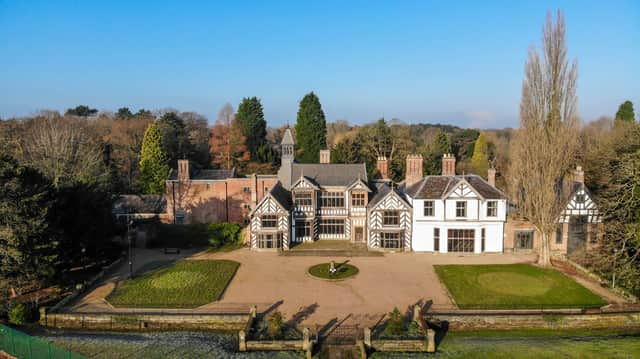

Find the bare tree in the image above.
[
  {"left": 509, "top": 10, "right": 580, "bottom": 266},
  {"left": 21, "top": 115, "right": 106, "bottom": 187}
]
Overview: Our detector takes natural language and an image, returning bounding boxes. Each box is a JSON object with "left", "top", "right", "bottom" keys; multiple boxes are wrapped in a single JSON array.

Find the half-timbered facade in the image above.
[
  {"left": 367, "top": 183, "right": 413, "bottom": 250},
  {"left": 505, "top": 165, "right": 602, "bottom": 256},
  {"left": 249, "top": 183, "right": 291, "bottom": 250}
]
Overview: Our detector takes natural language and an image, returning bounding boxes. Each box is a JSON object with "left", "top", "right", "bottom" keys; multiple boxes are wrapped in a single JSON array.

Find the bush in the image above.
[
  {"left": 8, "top": 303, "right": 26, "bottom": 325},
  {"left": 207, "top": 223, "right": 242, "bottom": 248},
  {"left": 384, "top": 307, "right": 405, "bottom": 337},
  {"left": 267, "top": 311, "right": 284, "bottom": 339},
  {"left": 148, "top": 223, "right": 243, "bottom": 249}
]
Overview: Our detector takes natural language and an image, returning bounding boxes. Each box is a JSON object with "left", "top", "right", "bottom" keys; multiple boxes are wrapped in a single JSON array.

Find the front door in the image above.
[
  {"left": 568, "top": 216, "right": 587, "bottom": 254},
  {"left": 354, "top": 227, "right": 364, "bottom": 242}
]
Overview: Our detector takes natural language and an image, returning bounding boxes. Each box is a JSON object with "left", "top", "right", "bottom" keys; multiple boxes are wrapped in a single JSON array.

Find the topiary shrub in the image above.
[
  {"left": 8, "top": 303, "right": 26, "bottom": 325},
  {"left": 383, "top": 307, "right": 405, "bottom": 337},
  {"left": 267, "top": 311, "right": 284, "bottom": 339}
]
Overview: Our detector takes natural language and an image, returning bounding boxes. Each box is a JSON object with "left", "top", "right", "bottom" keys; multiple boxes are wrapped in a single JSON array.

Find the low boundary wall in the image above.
[
  {"left": 428, "top": 310, "right": 640, "bottom": 331},
  {"left": 40, "top": 311, "right": 250, "bottom": 331}
]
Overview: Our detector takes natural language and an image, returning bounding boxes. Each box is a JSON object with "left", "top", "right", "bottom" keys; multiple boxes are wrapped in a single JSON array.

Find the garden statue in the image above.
[{"left": 329, "top": 260, "right": 337, "bottom": 275}]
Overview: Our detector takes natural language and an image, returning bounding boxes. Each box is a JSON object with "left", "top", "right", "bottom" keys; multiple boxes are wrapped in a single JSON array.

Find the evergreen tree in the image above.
[
  {"left": 295, "top": 92, "right": 327, "bottom": 163},
  {"left": 139, "top": 123, "right": 170, "bottom": 194},
  {"left": 64, "top": 105, "right": 98, "bottom": 117},
  {"left": 157, "top": 112, "right": 191, "bottom": 167},
  {"left": 235, "top": 97, "right": 267, "bottom": 158},
  {"left": 0, "top": 155, "right": 59, "bottom": 291},
  {"left": 471, "top": 132, "right": 490, "bottom": 176},
  {"left": 423, "top": 130, "right": 451, "bottom": 175},
  {"left": 615, "top": 100, "right": 635, "bottom": 123}
]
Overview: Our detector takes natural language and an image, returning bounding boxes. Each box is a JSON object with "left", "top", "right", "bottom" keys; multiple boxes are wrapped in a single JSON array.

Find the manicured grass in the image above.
[
  {"left": 107, "top": 259, "right": 239, "bottom": 308},
  {"left": 434, "top": 264, "right": 606, "bottom": 309},
  {"left": 308, "top": 262, "right": 359, "bottom": 280}
]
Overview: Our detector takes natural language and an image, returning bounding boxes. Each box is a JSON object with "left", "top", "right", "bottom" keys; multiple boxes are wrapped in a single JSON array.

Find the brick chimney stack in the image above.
[
  {"left": 377, "top": 156, "right": 389, "bottom": 180},
  {"left": 405, "top": 154, "right": 423, "bottom": 187},
  {"left": 320, "top": 149, "right": 331, "bottom": 164},
  {"left": 573, "top": 165, "right": 584, "bottom": 184},
  {"left": 178, "top": 159, "right": 190, "bottom": 181},
  {"left": 487, "top": 166, "right": 496, "bottom": 187},
  {"left": 442, "top": 154, "right": 456, "bottom": 176}
]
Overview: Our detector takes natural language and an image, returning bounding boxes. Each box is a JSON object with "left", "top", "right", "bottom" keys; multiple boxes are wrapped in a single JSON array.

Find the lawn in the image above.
[
  {"left": 434, "top": 264, "right": 606, "bottom": 309},
  {"left": 308, "top": 262, "right": 359, "bottom": 280},
  {"left": 107, "top": 259, "right": 239, "bottom": 308}
]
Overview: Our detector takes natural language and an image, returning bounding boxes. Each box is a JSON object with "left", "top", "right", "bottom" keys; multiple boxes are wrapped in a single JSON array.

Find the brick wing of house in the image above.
[{"left": 505, "top": 165, "right": 602, "bottom": 256}]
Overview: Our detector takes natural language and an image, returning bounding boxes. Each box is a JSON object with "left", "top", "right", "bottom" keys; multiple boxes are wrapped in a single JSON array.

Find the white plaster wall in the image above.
[
  {"left": 444, "top": 199, "right": 479, "bottom": 221},
  {"left": 478, "top": 200, "right": 507, "bottom": 221}
]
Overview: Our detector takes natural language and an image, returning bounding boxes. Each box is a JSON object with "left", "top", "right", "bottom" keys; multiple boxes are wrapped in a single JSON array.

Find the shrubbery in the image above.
[
  {"left": 149, "top": 223, "right": 243, "bottom": 249},
  {"left": 8, "top": 303, "right": 26, "bottom": 325},
  {"left": 266, "top": 311, "right": 284, "bottom": 339},
  {"left": 380, "top": 307, "right": 425, "bottom": 339}
]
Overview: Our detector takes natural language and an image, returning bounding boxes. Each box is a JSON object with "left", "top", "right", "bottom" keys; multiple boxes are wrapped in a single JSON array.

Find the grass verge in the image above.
[
  {"left": 434, "top": 264, "right": 606, "bottom": 309},
  {"left": 107, "top": 259, "right": 239, "bottom": 308}
]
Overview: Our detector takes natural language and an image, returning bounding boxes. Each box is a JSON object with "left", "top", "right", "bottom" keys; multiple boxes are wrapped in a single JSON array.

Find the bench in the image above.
[{"left": 163, "top": 247, "right": 181, "bottom": 254}]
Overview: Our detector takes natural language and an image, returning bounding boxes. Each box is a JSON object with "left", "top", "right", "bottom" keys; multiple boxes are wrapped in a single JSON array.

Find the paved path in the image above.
[
  {"left": 68, "top": 248, "right": 630, "bottom": 328},
  {"left": 67, "top": 248, "right": 199, "bottom": 313},
  {"left": 193, "top": 249, "right": 536, "bottom": 326}
]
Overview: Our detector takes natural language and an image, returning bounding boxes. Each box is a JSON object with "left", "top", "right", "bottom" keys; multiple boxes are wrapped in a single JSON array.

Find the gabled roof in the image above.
[
  {"left": 269, "top": 182, "right": 292, "bottom": 210},
  {"left": 291, "top": 163, "right": 367, "bottom": 187},
  {"left": 347, "top": 178, "right": 372, "bottom": 192},
  {"left": 291, "top": 175, "right": 320, "bottom": 190},
  {"left": 367, "top": 182, "right": 411, "bottom": 209},
  {"left": 167, "top": 168, "right": 235, "bottom": 181},
  {"left": 405, "top": 174, "right": 506, "bottom": 200},
  {"left": 250, "top": 182, "right": 292, "bottom": 216}
]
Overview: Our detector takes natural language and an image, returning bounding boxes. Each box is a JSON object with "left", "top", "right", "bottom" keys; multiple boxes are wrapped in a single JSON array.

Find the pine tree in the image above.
[
  {"left": 615, "top": 100, "right": 635, "bottom": 123},
  {"left": 295, "top": 92, "right": 327, "bottom": 163},
  {"left": 0, "top": 155, "right": 59, "bottom": 292},
  {"left": 471, "top": 132, "right": 490, "bottom": 176},
  {"left": 139, "top": 123, "right": 170, "bottom": 194},
  {"left": 235, "top": 97, "right": 267, "bottom": 158}
]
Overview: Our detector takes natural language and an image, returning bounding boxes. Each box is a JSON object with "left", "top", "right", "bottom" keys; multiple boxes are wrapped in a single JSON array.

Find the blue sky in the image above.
[{"left": 1, "top": 1, "right": 638, "bottom": 128}]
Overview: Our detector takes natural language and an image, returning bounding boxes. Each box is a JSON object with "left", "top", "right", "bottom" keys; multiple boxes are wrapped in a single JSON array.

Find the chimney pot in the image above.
[
  {"left": 574, "top": 165, "right": 584, "bottom": 184},
  {"left": 320, "top": 149, "right": 331, "bottom": 164},
  {"left": 377, "top": 156, "right": 389, "bottom": 180},
  {"left": 178, "top": 159, "right": 190, "bottom": 181},
  {"left": 405, "top": 154, "right": 423, "bottom": 186},
  {"left": 487, "top": 166, "right": 496, "bottom": 187},
  {"left": 442, "top": 153, "right": 456, "bottom": 176}
]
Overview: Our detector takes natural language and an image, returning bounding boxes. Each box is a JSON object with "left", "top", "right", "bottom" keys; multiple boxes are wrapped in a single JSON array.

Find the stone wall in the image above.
[
  {"left": 369, "top": 339, "right": 428, "bottom": 352},
  {"left": 430, "top": 311, "right": 640, "bottom": 331},
  {"left": 41, "top": 312, "right": 250, "bottom": 331}
]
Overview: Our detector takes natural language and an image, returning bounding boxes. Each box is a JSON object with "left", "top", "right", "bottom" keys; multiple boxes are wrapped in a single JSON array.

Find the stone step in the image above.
[{"left": 280, "top": 250, "right": 383, "bottom": 257}]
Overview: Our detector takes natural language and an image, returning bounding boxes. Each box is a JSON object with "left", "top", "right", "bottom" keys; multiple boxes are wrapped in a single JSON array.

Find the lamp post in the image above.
[{"left": 127, "top": 218, "right": 134, "bottom": 278}]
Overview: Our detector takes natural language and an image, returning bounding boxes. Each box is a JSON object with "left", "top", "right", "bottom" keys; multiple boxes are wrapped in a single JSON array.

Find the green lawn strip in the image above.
[
  {"left": 308, "top": 262, "right": 359, "bottom": 280},
  {"left": 107, "top": 259, "right": 239, "bottom": 308},
  {"left": 434, "top": 264, "right": 606, "bottom": 309},
  {"left": 446, "top": 328, "right": 640, "bottom": 339}
]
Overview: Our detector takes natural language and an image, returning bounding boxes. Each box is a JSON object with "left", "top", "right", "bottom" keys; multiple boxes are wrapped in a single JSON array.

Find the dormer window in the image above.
[
  {"left": 351, "top": 192, "right": 366, "bottom": 207},
  {"left": 456, "top": 201, "right": 467, "bottom": 218},
  {"left": 575, "top": 194, "right": 585, "bottom": 203},
  {"left": 294, "top": 192, "right": 313, "bottom": 206}
]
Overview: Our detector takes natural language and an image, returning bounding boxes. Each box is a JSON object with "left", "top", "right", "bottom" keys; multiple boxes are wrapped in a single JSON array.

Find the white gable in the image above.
[
  {"left": 444, "top": 180, "right": 481, "bottom": 200},
  {"left": 291, "top": 176, "right": 319, "bottom": 190},
  {"left": 251, "top": 195, "right": 287, "bottom": 216},
  {"left": 560, "top": 187, "right": 600, "bottom": 223}
]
